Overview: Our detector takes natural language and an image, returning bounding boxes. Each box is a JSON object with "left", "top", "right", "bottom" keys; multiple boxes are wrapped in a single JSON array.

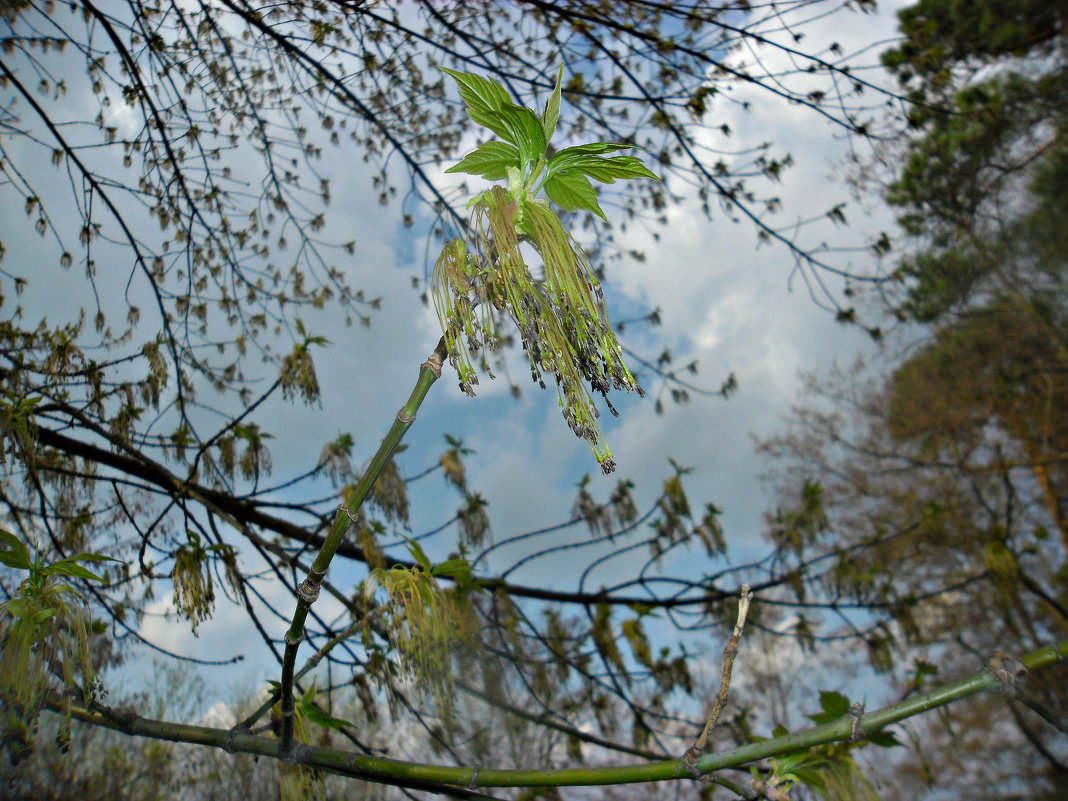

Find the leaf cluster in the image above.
[{"left": 445, "top": 67, "right": 657, "bottom": 222}]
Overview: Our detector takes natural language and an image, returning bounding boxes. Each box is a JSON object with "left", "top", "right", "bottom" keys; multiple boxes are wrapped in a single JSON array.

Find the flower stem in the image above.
[{"left": 278, "top": 337, "right": 447, "bottom": 751}]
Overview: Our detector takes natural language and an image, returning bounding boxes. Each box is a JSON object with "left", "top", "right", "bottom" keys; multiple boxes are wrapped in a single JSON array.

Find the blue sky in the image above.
[{"left": 1, "top": 1, "right": 910, "bottom": 704}]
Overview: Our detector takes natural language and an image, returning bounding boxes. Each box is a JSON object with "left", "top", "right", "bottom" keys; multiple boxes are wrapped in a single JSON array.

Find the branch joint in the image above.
[
  {"left": 848, "top": 702, "right": 866, "bottom": 742},
  {"left": 297, "top": 575, "right": 323, "bottom": 605},
  {"left": 986, "top": 650, "right": 1027, "bottom": 696}
]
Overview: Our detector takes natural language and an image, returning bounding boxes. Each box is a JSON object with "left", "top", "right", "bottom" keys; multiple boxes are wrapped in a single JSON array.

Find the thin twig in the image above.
[{"left": 681, "top": 583, "right": 753, "bottom": 775}]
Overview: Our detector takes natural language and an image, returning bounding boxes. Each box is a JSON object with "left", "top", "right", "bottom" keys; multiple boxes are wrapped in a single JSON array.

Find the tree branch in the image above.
[{"left": 51, "top": 639, "right": 1068, "bottom": 792}]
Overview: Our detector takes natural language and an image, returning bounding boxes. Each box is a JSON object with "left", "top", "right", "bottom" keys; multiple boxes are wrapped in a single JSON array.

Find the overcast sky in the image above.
[{"left": 2, "top": 1, "right": 910, "bottom": 699}]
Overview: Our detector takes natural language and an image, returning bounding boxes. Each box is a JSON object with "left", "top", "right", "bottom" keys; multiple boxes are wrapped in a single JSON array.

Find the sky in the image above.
[
  {"left": 1, "top": 0, "right": 911, "bottom": 704},
  {"left": 174, "top": 1, "right": 905, "bottom": 692}
]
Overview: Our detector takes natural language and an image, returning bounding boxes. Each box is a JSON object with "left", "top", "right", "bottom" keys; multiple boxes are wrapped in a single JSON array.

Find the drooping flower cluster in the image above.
[
  {"left": 364, "top": 563, "right": 468, "bottom": 717},
  {"left": 434, "top": 66, "right": 656, "bottom": 473},
  {"left": 434, "top": 187, "right": 642, "bottom": 473}
]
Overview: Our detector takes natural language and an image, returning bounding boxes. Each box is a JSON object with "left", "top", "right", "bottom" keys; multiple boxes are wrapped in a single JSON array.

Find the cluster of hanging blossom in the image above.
[{"left": 433, "top": 66, "right": 657, "bottom": 473}]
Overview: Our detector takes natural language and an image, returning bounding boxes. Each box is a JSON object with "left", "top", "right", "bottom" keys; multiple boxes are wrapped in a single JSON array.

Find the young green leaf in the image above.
[
  {"left": 490, "top": 104, "right": 547, "bottom": 165},
  {"left": 440, "top": 68, "right": 515, "bottom": 142},
  {"left": 404, "top": 538, "right": 433, "bottom": 572},
  {"left": 866, "top": 728, "right": 904, "bottom": 748},
  {"left": 444, "top": 141, "right": 521, "bottom": 181},
  {"left": 440, "top": 68, "right": 512, "bottom": 116},
  {"left": 543, "top": 172, "right": 608, "bottom": 221},
  {"left": 58, "top": 552, "right": 116, "bottom": 563},
  {"left": 806, "top": 689, "right": 851, "bottom": 725},
  {"left": 789, "top": 765, "right": 828, "bottom": 790},
  {"left": 551, "top": 142, "right": 643, "bottom": 158},
  {"left": 3, "top": 598, "right": 36, "bottom": 620},
  {"left": 0, "top": 529, "right": 31, "bottom": 570},
  {"left": 541, "top": 65, "right": 564, "bottom": 142},
  {"left": 430, "top": 557, "right": 474, "bottom": 585},
  {"left": 300, "top": 698, "right": 351, "bottom": 731},
  {"left": 42, "top": 556, "right": 113, "bottom": 583},
  {"left": 549, "top": 154, "right": 660, "bottom": 184}
]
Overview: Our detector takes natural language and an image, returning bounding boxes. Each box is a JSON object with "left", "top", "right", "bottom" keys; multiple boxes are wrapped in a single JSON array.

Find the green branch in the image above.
[
  {"left": 238, "top": 605, "right": 385, "bottom": 734},
  {"left": 276, "top": 338, "right": 448, "bottom": 750},
  {"left": 55, "top": 639, "right": 1068, "bottom": 793}
]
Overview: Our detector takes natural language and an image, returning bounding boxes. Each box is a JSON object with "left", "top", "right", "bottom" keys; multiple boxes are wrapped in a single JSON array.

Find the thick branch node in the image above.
[
  {"left": 222, "top": 727, "right": 238, "bottom": 753},
  {"left": 986, "top": 650, "right": 1027, "bottom": 696},
  {"left": 95, "top": 701, "right": 137, "bottom": 728},
  {"left": 296, "top": 567, "right": 327, "bottom": 604},
  {"left": 422, "top": 336, "right": 448, "bottom": 378},
  {"left": 679, "top": 747, "right": 703, "bottom": 777},
  {"left": 848, "top": 702, "right": 866, "bottom": 742},
  {"left": 297, "top": 577, "right": 322, "bottom": 605},
  {"left": 280, "top": 740, "right": 312, "bottom": 765}
]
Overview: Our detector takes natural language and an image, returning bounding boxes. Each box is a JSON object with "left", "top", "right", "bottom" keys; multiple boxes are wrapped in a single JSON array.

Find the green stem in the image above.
[
  {"left": 59, "top": 639, "right": 1068, "bottom": 791},
  {"left": 239, "top": 606, "right": 384, "bottom": 734},
  {"left": 278, "top": 338, "right": 447, "bottom": 750}
]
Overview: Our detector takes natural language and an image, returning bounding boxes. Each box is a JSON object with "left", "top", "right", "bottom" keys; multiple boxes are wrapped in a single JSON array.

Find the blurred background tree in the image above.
[{"left": 760, "top": 1, "right": 1068, "bottom": 797}]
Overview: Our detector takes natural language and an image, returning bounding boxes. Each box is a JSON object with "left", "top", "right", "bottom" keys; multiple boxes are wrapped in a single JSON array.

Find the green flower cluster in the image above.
[
  {"left": 434, "top": 66, "right": 658, "bottom": 473},
  {"left": 0, "top": 529, "right": 111, "bottom": 763},
  {"left": 364, "top": 561, "right": 467, "bottom": 717}
]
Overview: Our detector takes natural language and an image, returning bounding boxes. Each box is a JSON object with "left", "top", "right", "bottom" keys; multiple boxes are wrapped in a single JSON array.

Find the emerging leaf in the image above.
[
  {"left": 867, "top": 729, "right": 904, "bottom": 748},
  {"left": 445, "top": 141, "right": 521, "bottom": 181},
  {"left": 807, "top": 690, "right": 851, "bottom": 725},
  {"left": 491, "top": 104, "right": 547, "bottom": 165},
  {"left": 550, "top": 154, "right": 660, "bottom": 184},
  {"left": 41, "top": 559, "right": 108, "bottom": 583},
  {"left": 299, "top": 694, "right": 350, "bottom": 731},
  {"left": 544, "top": 172, "right": 607, "bottom": 221},
  {"left": 551, "top": 142, "right": 643, "bottom": 158},
  {"left": 541, "top": 64, "right": 564, "bottom": 142},
  {"left": 0, "top": 529, "right": 31, "bottom": 571},
  {"left": 440, "top": 68, "right": 513, "bottom": 132},
  {"left": 404, "top": 537, "right": 433, "bottom": 572}
]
